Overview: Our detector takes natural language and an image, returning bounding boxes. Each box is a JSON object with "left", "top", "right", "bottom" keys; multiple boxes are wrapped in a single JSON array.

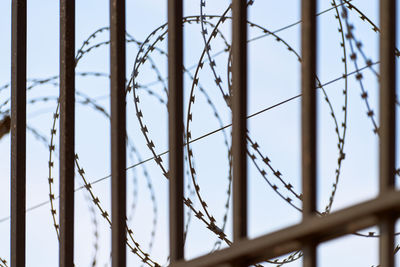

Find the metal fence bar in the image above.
[
  {"left": 379, "top": 0, "right": 397, "bottom": 266},
  {"left": 110, "top": 0, "right": 127, "bottom": 266},
  {"left": 59, "top": 1, "right": 75, "bottom": 266},
  {"left": 301, "top": 0, "right": 317, "bottom": 266},
  {"left": 168, "top": 0, "right": 184, "bottom": 263},
  {"left": 174, "top": 190, "right": 400, "bottom": 267},
  {"left": 11, "top": 0, "right": 26, "bottom": 266},
  {"left": 232, "top": 0, "right": 248, "bottom": 251}
]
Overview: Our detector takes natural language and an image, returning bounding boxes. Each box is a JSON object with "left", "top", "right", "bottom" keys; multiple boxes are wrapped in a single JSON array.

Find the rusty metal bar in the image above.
[
  {"left": 168, "top": 0, "right": 184, "bottom": 262},
  {"left": 172, "top": 191, "right": 400, "bottom": 267},
  {"left": 110, "top": 0, "right": 127, "bottom": 266},
  {"left": 232, "top": 0, "right": 248, "bottom": 247},
  {"left": 11, "top": 0, "right": 26, "bottom": 266},
  {"left": 379, "top": 0, "right": 396, "bottom": 266},
  {"left": 301, "top": 0, "right": 317, "bottom": 266},
  {"left": 59, "top": 1, "right": 75, "bottom": 266}
]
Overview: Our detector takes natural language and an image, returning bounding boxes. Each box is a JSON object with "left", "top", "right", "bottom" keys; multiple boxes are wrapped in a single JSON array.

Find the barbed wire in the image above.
[
  {"left": 0, "top": 0, "right": 396, "bottom": 266},
  {"left": 0, "top": 257, "right": 7, "bottom": 267}
]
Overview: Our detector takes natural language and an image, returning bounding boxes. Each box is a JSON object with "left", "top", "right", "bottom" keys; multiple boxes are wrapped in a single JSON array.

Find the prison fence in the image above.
[{"left": 9, "top": 0, "right": 399, "bottom": 266}]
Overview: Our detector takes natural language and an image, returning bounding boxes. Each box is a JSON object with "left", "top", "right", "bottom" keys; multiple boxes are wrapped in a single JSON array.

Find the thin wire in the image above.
[
  {"left": 0, "top": 59, "right": 377, "bottom": 224},
  {"left": 248, "top": 0, "right": 352, "bottom": 43},
  {"left": 141, "top": 0, "right": 353, "bottom": 88}
]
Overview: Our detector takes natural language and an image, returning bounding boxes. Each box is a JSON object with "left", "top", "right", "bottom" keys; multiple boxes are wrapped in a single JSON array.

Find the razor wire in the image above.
[{"left": 0, "top": 0, "right": 397, "bottom": 266}]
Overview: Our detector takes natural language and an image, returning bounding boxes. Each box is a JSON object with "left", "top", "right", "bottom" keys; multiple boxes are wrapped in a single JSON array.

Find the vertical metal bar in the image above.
[
  {"left": 301, "top": 0, "right": 317, "bottom": 266},
  {"left": 110, "top": 0, "right": 126, "bottom": 266},
  {"left": 59, "top": 0, "right": 75, "bottom": 266},
  {"left": 168, "top": 0, "right": 184, "bottom": 263},
  {"left": 379, "top": 0, "right": 396, "bottom": 266},
  {"left": 232, "top": 0, "right": 248, "bottom": 244},
  {"left": 231, "top": 2, "right": 248, "bottom": 266},
  {"left": 11, "top": 0, "right": 26, "bottom": 266}
]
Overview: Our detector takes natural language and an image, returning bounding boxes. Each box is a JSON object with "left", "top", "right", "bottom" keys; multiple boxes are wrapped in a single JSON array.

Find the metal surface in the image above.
[
  {"left": 301, "top": 0, "right": 317, "bottom": 266},
  {"left": 168, "top": 0, "right": 184, "bottom": 262},
  {"left": 173, "top": 190, "right": 400, "bottom": 267},
  {"left": 301, "top": 0, "right": 317, "bottom": 221},
  {"left": 11, "top": 0, "right": 26, "bottom": 266},
  {"left": 110, "top": 0, "right": 127, "bottom": 266},
  {"left": 232, "top": 0, "right": 248, "bottom": 249},
  {"left": 379, "top": 0, "right": 396, "bottom": 266},
  {"left": 59, "top": 1, "right": 75, "bottom": 266}
]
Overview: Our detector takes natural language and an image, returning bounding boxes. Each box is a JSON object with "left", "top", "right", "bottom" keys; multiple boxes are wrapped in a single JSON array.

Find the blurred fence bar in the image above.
[
  {"left": 110, "top": 0, "right": 127, "bottom": 267},
  {"left": 168, "top": 0, "right": 184, "bottom": 263},
  {"left": 379, "top": 0, "right": 397, "bottom": 266},
  {"left": 11, "top": 0, "right": 26, "bottom": 266},
  {"left": 59, "top": 1, "right": 75, "bottom": 266},
  {"left": 173, "top": 190, "right": 400, "bottom": 267},
  {"left": 301, "top": 0, "right": 317, "bottom": 266}
]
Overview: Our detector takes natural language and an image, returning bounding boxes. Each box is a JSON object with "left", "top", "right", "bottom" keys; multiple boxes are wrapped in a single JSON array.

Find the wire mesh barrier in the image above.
[{"left": 1, "top": 0, "right": 399, "bottom": 266}]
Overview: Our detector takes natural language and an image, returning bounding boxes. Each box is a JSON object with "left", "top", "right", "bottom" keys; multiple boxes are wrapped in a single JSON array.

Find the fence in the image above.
[{"left": 8, "top": 0, "right": 399, "bottom": 266}]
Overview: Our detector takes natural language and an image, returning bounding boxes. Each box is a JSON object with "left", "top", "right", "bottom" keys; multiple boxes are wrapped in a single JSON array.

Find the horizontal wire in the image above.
[
  {"left": 0, "top": 59, "right": 377, "bottom": 224},
  {"left": 248, "top": 0, "right": 352, "bottom": 43},
  {"left": 141, "top": 0, "right": 353, "bottom": 88}
]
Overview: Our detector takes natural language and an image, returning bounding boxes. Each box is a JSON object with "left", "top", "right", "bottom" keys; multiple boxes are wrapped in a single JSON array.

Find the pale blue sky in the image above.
[{"left": 0, "top": 0, "right": 399, "bottom": 266}]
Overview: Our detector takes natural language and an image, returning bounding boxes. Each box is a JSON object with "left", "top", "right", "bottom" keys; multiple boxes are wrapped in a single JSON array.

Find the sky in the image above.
[{"left": 0, "top": 0, "right": 400, "bottom": 266}]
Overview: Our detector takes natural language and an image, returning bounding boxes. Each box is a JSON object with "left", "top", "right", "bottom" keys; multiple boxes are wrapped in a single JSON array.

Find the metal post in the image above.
[
  {"left": 11, "top": 0, "right": 26, "bottom": 266},
  {"left": 232, "top": 0, "right": 248, "bottom": 244},
  {"left": 379, "top": 0, "right": 396, "bottom": 266},
  {"left": 110, "top": 0, "right": 127, "bottom": 266},
  {"left": 168, "top": 0, "right": 184, "bottom": 263},
  {"left": 59, "top": 1, "right": 75, "bottom": 266},
  {"left": 301, "top": 0, "right": 317, "bottom": 266}
]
